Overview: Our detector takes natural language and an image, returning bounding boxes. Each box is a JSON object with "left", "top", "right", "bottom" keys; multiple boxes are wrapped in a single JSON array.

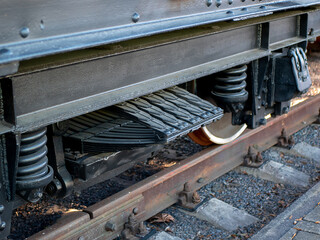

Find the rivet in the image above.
[
  {"left": 260, "top": 5, "right": 266, "bottom": 9},
  {"left": 78, "top": 236, "right": 84, "bottom": 240},
  {"left": 0, "top": 205, "right": 5, "bottom": 214},
  {"left": 40, "top": 20, "right": 45, "bottom": 30},
  {"left": 242, "top": 8, "right": 248, "bottom": 11},
  {"left": 206, "top": 0, "right": 213, "bottom": 7},
  {"left": 0, "top": 49, "right": 12, "bottom": 56},
  {"left": 132, "top": 13, "right": 140, "bottom": 23},
  {"left": 105, "top": 222, "right": 116, "bottom": 232},
  {"left": 20, "top": 27, "right": 30, "bottom": 38},
  {"left": 133, "top": 207, "right": 139, "bottom": 214},
  {"left": 197, "top": 178, "right": 204, "bottom": 183},
  {"left": 226, "top": 10, "right": 233, "bottom": 14},
  {"left": 228, "top": 0, "right": 233, "bottom": 4},
  {"left": 0, "top": 221, "right": 6, "bottom": 231},
  {"left": 216, "top": 0, "right": 222, "bottom": 7}
]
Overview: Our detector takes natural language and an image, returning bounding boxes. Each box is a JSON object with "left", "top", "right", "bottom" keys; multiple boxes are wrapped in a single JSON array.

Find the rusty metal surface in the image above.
[{"left": 28, "top": 95, "right": 320, "bottom": 240}]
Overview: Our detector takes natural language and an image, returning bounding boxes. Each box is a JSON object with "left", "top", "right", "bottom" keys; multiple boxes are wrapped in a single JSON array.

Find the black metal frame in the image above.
[{"left": 0, "top": 9, "right": 319, "bottom": 134}]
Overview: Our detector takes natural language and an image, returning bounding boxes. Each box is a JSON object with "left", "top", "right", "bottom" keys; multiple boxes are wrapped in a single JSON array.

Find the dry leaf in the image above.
[
  {"left": 315, "top": 221, "right": 320, "bottom": 224},
  {"left": 295, "top": 217, "right": 303, "bottom": 221},
  {"left": 289, "top": 215, "right": 293, "bottom": 219},
  {"left": 291, "top": 232, "right": 297, "bottom": 239},
  {"left": 192, "top": 192, "right": 201, "bottom": 204},
  {"left": 149, "top": 213, "right": 175, "bottom": 223}
]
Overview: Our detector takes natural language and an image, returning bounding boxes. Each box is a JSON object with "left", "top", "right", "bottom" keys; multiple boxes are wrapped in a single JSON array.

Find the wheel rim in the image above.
[{"left": 188, "top": 112, "right": 247, "bottom": 145}]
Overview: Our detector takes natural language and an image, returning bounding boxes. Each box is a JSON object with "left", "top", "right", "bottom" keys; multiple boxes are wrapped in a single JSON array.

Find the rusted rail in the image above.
[{"left": 28, "top": 95, "right": 320, "bottom": 240}]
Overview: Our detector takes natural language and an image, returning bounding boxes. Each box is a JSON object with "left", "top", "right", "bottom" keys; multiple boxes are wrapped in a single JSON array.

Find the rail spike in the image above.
[
  {"left": 277, "top": 129, "right": 295, "bottom": 148},
  {"left": 242, "top": 146, "right": 264, "bottom": 168}
]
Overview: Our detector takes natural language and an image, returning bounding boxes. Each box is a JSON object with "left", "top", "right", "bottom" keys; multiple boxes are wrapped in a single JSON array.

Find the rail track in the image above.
[{"left": 24, "top": 94, "right": 320, "bottom": 240}]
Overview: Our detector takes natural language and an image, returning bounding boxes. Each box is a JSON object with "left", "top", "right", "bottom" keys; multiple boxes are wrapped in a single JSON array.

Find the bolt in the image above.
[
  {"left": 20, "top": 27, "right": 30, "bottom": 38},
  {"left": 133, "top": 207, "right": 139, "bottom": 215},
  {"left": 216, "top": 0, "right": 222, "bottom": 7},
  {"left": 228, "top": 0, "right": 233, "bottom": 4},
  {"left": 259, "top": 118, "right": 267, "bottom": 126},
  {"left": 105, "top": 222, "right": 116, "bottom": 232},
  {"left": 226, "top": 10, "right": 233, "bottom": 14},
  {"left": 0, "top": 221, "right": 6, "bottom": 231},
  {"left": 0, "top": 49, "right": 12, "bottom": 56},
  {"left": 78, "top": 236, "right": 85, "bottom": 240},
  {"left": 0, "top": 205, "right": 4, "bottom": 214},
  {"left": 65, "top": 148, "right": 71, "bottom": 153},
  {"left": 260, "top": 5, "right": 266, "bottom": 9},
  {"left": 283, "top": 107, "right": 289, "bottom": 114},
  {"left": 132, "top": 13, "right": 140, "bottom": 23},
  {"left": 206, "top": 0, "right": 212, "bottom": 7},
  {"left": 197, "top": 178, "right": 204, "bottom": 183}
]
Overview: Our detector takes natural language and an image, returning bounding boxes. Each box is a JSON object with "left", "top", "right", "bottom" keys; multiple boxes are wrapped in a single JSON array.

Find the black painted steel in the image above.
[
  {"left": 63, "top": 87, "right": 223, "bottom": 153},
  {"left": 212, "top": 65, "right": 249, "bottom": 109},
  {"left": 16, "top": 128, "right": 53, "bottom": 202}
]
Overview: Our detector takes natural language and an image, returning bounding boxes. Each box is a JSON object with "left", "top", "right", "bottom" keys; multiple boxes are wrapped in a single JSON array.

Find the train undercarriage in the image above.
[{"left": 0, "top": 1, "right": 320, "bottom": 239}]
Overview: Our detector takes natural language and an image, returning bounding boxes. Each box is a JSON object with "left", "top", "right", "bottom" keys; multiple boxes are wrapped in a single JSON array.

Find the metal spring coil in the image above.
[
  {"left": 16, "top": 127, "right": 53, "bottom": 192},
  {"left": 212, "top": 65, "right": 249, "bottom": 103}
]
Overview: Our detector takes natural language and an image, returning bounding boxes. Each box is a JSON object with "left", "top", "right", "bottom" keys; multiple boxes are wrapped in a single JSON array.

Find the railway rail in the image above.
[{"left": 27, "top": 94, "right": 320, "bottom": 240}]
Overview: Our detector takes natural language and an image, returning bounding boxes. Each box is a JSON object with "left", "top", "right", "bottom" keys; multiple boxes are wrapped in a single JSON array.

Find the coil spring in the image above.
[
  {"left": 212, "top": 65, "right": 249, "bottom": 104},
  {"left": 16, "top": 127, "right": 53, "bottom": 202}
]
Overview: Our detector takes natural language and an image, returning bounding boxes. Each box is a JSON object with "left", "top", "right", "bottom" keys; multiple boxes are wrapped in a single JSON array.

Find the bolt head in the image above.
[
  {"left": 0, "top": 205, "right": 4, "bottom": 214},
  {"left": 206, "top": 0, "right": 212, "bottom": 7},
  {"left": 132, "top": 13, "right": 140, "bottom": 23},
  {"left": 133, "top": 207, "right": 139, "bottom": 215},
  {"left": 0, "top": 221, "right": 6, "bottom": 231},
  {"left": 20, "top": 27, "right": 30, "bottom": 38},
  {"left": 105, "top": 222, "right": 116, "bottom": 232}
]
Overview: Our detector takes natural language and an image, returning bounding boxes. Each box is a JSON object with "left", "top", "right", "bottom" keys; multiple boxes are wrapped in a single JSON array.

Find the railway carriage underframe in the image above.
[{"left": 0, "top": 2, "right": 320, "bottom": 239}]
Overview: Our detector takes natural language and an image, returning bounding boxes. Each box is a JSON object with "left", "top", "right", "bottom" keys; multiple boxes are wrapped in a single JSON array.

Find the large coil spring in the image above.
[
  {"left": 16, "top": 127, "right": 53, "bottom": 202},
  {"left": 212, "top": 65, "right": 249, "bottom": 105}
]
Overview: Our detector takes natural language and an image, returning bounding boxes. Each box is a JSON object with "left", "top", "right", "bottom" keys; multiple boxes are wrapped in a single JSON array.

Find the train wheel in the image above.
[{"left": 188, "top": 112, "right": 247, "bottom": 145}]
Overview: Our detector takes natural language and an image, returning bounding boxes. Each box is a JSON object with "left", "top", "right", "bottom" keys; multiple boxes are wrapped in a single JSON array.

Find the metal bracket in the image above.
[
  {"left": 121, "top": 209, "right": 148, "bottom": 240},
  {"left": 177, "top": 182, "right": 201, "bottom": 210},
  {"left": 277, "top": 129, "right": 295, "bottom": 148},
  {"left": 242, "top": 146, "right": 263, "bottom": 168},
  {"left": 289, "top": 47, "right": 311, "bottom": 93},
  {"left": 46, "top": 127, "right": 73, "bottom": 198}
]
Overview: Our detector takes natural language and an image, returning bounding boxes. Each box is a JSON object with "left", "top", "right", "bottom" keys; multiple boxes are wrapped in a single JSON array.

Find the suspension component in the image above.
[
  {"left": 16, "top": 127, "right": 53, "bottom": 202},
  {"left": 211, "top": 65, "right": 249, "bottom": 113}
]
